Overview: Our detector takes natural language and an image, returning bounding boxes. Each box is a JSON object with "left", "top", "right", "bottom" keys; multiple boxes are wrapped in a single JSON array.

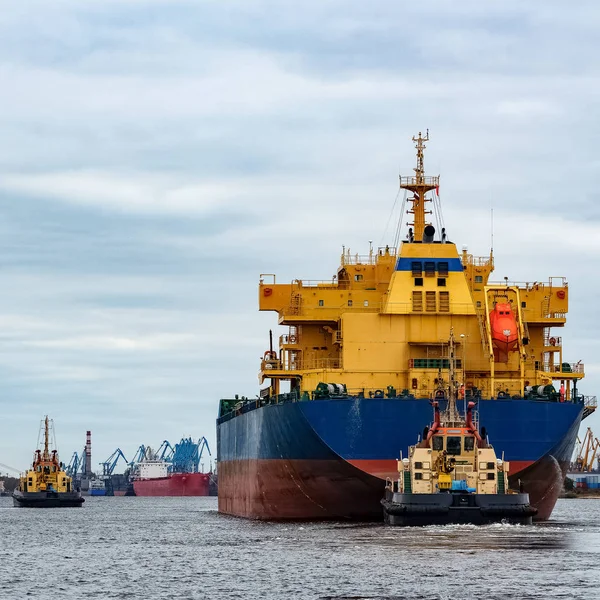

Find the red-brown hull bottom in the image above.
[
  {"left": 218, "top": 459, "right": 384, "bottom": 520},
  {"left": 133, "top": 473, "right": 211, "bottom": 497},
  {"left": 218, "top": 457, "right": 565, "bottom": 521}
]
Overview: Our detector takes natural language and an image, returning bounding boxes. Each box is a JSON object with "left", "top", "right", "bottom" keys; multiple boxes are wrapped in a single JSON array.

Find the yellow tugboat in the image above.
[
  {"left": 13, "top": 416, "right": 84, "bottom": 508},
  {"left": 382, "top": 331, "right": 536, "bottom": 526}
]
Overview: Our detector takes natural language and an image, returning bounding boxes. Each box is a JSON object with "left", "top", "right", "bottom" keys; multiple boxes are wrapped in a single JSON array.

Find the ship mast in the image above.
[
  {"left": 444, "top": 330, "right": 461, "bottom": 425},
  {"left": 43, "top": 416, "right": 50, "bottom": 461},
  {"left": 400, "top": 130, "right": 440, "bottom": 241}
]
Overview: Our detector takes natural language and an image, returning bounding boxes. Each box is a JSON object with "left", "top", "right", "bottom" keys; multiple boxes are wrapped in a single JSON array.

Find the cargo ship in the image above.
[
  {"left": 132, "top": 449, "right": 211, "bottom": 497},
  {"left": 88, "top": 479, "right": 106, "bottom": 496},
  {"left": 217, "top": 132, "right": 597, "bottom": 521}
]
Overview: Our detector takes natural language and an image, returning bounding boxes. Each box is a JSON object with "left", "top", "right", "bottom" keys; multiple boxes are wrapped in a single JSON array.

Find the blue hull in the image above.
[{"left": 217, "top": 397, "right": 583, "bottom": 520}]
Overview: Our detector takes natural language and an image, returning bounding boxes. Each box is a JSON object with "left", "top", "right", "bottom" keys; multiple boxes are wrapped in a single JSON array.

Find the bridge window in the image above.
[
  {"left": 432, "top": 436, "right": 443, "bottom": 451},
  {"left": 424, "top": 261, "right": 436, "bottom": 277},
  {"left": 446, "top": 437, "right": 462, "bottom": 455},
  {"left": 464, "top": 437, "right": 475, "bottom": 451},
  {"left": 438, "top": 262, "right": 449, "bottom": 276},
  {"left": 411, "top": 261, "right": 422, "bottom": 276}
]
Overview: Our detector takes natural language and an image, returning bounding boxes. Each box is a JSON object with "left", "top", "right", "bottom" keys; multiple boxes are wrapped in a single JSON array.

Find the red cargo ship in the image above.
[{"left": 132, "top": 458, "right": 210, "bottom": 497}]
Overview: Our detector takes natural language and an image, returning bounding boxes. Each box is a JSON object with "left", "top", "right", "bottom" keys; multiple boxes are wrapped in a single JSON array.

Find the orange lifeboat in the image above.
[{"left": 489, "top": 302, "right": 519, "bottom": 354}]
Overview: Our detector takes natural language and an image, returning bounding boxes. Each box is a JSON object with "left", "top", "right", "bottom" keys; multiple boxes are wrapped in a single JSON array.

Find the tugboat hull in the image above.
[
  {"left": 12, "top": 490, "right": 85, "bottom": 508},
  {"left": 381, "top": 490, "right": 536, "bottom": 526}
]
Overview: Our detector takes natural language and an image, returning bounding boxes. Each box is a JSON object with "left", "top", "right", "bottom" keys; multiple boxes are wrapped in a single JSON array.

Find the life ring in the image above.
[
  {"left": 549, "top": 337, "right": 556, "bottom": 346},
  {"left": 557, "top": 290, "right": 566, "bottom": 300},
  {"left": 263, "top": 350, "right": 277, "bottom": 361},
  {"left": 289, "top": 335, "right": 297, "bottom": 343},
  {"left": 263, "top": 287, "right": 273, "bottom": 297}
]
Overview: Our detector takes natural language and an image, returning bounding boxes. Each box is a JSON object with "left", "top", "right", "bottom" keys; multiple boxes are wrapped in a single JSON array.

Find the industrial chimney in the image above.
[{"left": 85, "top": 430, "right": 92, "bottom": 476}]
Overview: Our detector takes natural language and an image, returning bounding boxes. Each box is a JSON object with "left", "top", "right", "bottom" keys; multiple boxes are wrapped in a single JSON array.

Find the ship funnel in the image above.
[{"left": 423, "top": 225, "right": 435, "bottom": 243}]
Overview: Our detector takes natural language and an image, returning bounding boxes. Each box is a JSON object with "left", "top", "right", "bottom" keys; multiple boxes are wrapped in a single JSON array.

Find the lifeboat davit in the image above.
[{"left": 489, "top": 302, "right": 519, "bottom": 354}]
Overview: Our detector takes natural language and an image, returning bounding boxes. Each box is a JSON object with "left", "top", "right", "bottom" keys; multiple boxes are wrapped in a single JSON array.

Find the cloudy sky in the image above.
[{"left": 0, "top": 0, "right": 599, "bottom": 471}]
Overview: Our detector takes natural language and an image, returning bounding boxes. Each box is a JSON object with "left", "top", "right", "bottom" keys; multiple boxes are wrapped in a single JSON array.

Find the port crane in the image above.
[
  {"left": 157, "top": 440, "right": 175, "bottom": 462},
  {"left": 170, "top": 437, "right": 212, "bottom": 473},
  {"left": 198, "top": 436, "right": 212, "bottom": 472},
  {"left": 101, "top": 448, "right": 129, "bottom": 477},
  {"left": 65, "top": 448, "right": 86, "bottom": 478},
  {"left": 129, "top": 445, "right": 147, "bottom": 469},
  {"left": 575, "top": 428, "right": 600, "bottom": 472}
]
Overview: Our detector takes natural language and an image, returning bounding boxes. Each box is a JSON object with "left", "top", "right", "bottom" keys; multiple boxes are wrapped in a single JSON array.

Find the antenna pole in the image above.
[
  {"left": 491, "top": 207, "right": 494, "bottom": 252},
  {"left": 400, "top": 131, "right": 439, "bottom": 241},
  {"left": 43, "top": 416, "right": 49, "bottom": 460}
]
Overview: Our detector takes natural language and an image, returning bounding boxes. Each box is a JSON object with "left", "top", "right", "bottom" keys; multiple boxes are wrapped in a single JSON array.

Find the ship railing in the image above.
[
  {"left": 261, "top": 357, "right": 342, "bottom": 372},
  {"left": 488, "top": 278, "right": 567, "bottom": 290},
  {"left": 281, "top": 301, "right": 477, "bottom": 316},
  {"left": 340, "top": 247, "right": 397, "bottom": 266},
  {"left": 464, "top": 255, "right": 493, "bottom": 267},
  {"left": 548, "top": 362, "right": 584, "bottom": 374},
  {"left": 582, "top": 396, "right": 597, "bottom": 407},
  {"left": 292, "top": 279, "right": 338, "bottom": 288},
  {"left": 280, "top": 333, "right": 301, "bottom": 346},
  {"left": 399, "top": 175, "right": 440, "bottom": 187}
]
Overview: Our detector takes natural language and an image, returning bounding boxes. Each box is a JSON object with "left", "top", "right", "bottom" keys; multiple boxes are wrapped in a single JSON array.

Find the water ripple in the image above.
[{"left": 0, "top": 496, "right": 598, "bottom": 599}]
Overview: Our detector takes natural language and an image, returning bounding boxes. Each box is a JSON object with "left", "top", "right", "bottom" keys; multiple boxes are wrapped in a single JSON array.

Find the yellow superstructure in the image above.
[
  {"left": 257, "top": 132, "right": 595, "bottom": 413},
  {"left": 18, "top": 416, "right": 73, "bottom": 494}
]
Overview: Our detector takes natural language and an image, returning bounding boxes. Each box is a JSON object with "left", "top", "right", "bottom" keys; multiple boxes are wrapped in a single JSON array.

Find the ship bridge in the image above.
[{"left": 255, "top": 132, "right": 592, "bottom": 414}]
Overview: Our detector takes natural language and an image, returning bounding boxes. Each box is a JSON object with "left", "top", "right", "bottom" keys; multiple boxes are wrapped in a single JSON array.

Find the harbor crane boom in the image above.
[
  {"left": 101, "top": 448, "right": 129, "bottom": 477},
  {"left": 575, "top": 428, "right": 600, "bottom": 472}
]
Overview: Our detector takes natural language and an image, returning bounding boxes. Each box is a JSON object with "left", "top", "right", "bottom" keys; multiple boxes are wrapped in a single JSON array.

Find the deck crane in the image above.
[{"left": 575, "top": 428, "right": 600, "bottom": 472}]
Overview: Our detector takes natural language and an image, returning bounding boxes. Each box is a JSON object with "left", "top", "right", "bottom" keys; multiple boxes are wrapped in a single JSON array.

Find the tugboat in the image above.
[
  {"left": 381, "top": 331, "right": 536, "bottom": 526},
  {"left": 13, "top": 416, "right": 84, "bottom": 508}
]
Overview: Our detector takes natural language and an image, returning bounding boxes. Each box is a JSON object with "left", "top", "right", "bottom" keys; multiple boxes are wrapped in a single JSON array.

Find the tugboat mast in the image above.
[
  {"left": 445, "top": 330, "right": 461, "bottom": 425},
  {"left": 400, "top": 130, "right": 439, "bottom": 241},
  {"left": 43, "top": 416, "right": 50, "bottom": 461}
]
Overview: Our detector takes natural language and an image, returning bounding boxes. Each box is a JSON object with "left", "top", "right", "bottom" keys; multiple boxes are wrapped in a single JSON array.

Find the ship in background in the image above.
[
  {"left": 132, "top": 438, "right": 213, "bottom": 497},
  {"left": 217, "top": 131, "right": 597, "bottom": 521}
]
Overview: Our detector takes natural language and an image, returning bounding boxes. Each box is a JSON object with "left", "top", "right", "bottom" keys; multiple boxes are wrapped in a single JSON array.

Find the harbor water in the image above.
[{"left": 1, "top": 496, "right": 599, "bottom": 599}]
